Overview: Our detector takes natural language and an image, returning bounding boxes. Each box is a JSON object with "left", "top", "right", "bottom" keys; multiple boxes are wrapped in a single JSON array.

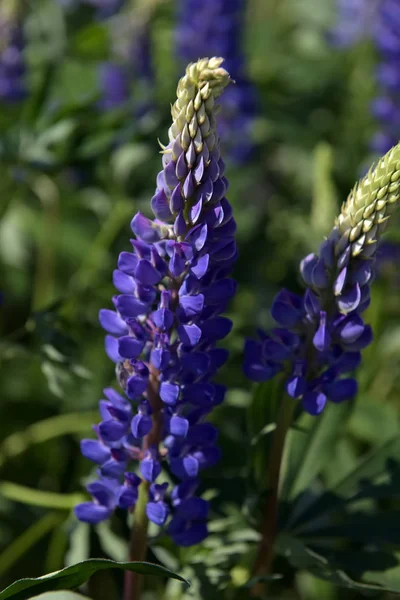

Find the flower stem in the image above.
[
  {"left": 124, "top": 479, "right": 150, "bottom": 600},
  {"left": 250, "top": 394, "right": 295, "bottom": 596}
]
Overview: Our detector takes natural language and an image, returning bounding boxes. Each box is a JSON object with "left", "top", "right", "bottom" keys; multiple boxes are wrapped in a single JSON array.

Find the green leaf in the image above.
[
  {"left": 276, "top": 534, "right": 400, "bottom": 595},
  {"left": 281, "top": 402, "right": 349, "bottom": 501},
  {"left": 31, "top": 593, "right": 90, "bottom": 600},
  {"left": 247, "top": 377, "right": 284, "bottom": 489},
  {"left": 333, "top": 436, "right": 400, "bottom": 498},
  {"left": 0, "top": 559, "right": 189, "bottom": 600}
]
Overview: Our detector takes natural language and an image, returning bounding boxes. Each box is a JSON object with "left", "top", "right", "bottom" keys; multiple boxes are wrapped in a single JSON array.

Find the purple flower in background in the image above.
[
  {"left": 371, "top": 0, "right": 400, "bottom": 154},
  {"left": 0, "top": 11, "right": 26, "bottom": 103},
  {"left": 75, "top": 58, "right": 237, "bottom": 546},
  {"left": 176, "top": 0, "right": 258, "bottom": 164},
  {"left": 328, "top": 0, "right": 379, "bottom": 47},
  {"left": 99, "top": 19, "right": 154, "bottom": 114},
  {"left": 244, "top": 143, "right": 400, "bottom": 415},
  {"left": 98, "top": 62, "right": 129, "bottom": 110}
]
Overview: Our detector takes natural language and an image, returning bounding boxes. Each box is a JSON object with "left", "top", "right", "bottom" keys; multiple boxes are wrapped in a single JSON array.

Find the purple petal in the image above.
[
  {"left": 302, "top": 391, "right": 327, "bottom": 416},
  {"left": 178, "top": 323, "right": 202, "bottom": 346},
  {"left": 325, "top": 378, "right": 358, "bottom": 403},
  {"left": 75, "top": 503, "right": 112, "bottom": 524},
  {"left": 131, "top": 413, "right": 153, "bottom": 438},
  {"left": 80, "top": 439, "right": 110, "bottom": 464},
  {"left": 105, "top": 335, "right": 122, "bottom": 363},
  {"left": 160, "top": 382, "right": 180, "bottom": 405},
  {"left": 118, "top": 336, "right": 145, "bottom": 359},
  {"left": 146, "top": 501, "right": 169, "bottom": 526},
  {"left": 115, "top": 295, "right": 148, "bottom": 319},
  {"left": 169, "top": 415, "right": 189, "bottom": 437},
  {"left": 99, "top": 309, "right": 128, "bottom": 335}
]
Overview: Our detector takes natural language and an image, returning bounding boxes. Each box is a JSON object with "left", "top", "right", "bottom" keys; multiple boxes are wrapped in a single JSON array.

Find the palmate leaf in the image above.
[
  {"left": 279, "top": 434, "right": 400, "bottom": 595},
  {"left": 0, "top": 559, "right": 188, "bottom": 600},
  {"left": 276, "top": 534, "right": 400, "bottom": 596}
]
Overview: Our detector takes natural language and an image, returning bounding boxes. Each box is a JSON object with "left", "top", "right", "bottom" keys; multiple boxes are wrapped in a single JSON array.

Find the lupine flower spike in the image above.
[
  {"left": 75, "top": 58, "right": 237, "bottom": 547},
  {"left": 244, "top": 143, "right": 400, "bottom": 415}
]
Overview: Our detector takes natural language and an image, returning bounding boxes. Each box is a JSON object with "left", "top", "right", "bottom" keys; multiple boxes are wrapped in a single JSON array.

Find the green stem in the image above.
[
  {"left": 31, "top": 175, "right": 60, "bottom": 312},
  {"left": 124, "top": 480, "right": 150, "bottom": 600},
  {"left": 250, "top": 394, "right": 295, "bottom": 596},
  {"left": 0, "top": 481, "right": 85, "bottom": 509},
  {"left": 0, "top": 411, "right": 98, "bottom": 469},
  {"left": 0, "top": 512, "right": 64, "bottom": 577}
]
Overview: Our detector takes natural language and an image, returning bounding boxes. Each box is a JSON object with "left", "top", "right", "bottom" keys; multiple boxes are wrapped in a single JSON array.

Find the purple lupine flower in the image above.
[
  {"left": 99, "top": 20, "right": 154, "bottom": 114},
  {"left": 0, "top": 9, "right": 26, "bottom": 103},
  {"left": 244, "top": 143, "right": 400, "bottom": 415},
  {"left": 370, "top": 0, "right": 400, "bottom": 154},
  {"left": 328, "top": 0, "right": 378, "bottom": 47},
  {"left": 98, "top": 62, "right": 129, "bottom": 110},
  {"left": 75, "top": 58, "right": 237, "bottom": 546},
  {"left": 176, "top": 0, "right": 258, "bottom": 164}
]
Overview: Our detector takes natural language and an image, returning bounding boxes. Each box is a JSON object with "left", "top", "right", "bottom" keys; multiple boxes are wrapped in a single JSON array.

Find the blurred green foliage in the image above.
[{"left": 1, "top": 0, "right": 400, "bottom": 598}]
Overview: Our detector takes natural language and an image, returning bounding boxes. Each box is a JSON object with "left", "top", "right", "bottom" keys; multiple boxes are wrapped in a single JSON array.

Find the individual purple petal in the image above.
[
  {"left": 313, "top": 311, "right": 331, "bottom": 352},
  {"left": 99, "top": 419, "right": 127, "bottom": 442},
  {"left": 105, "top": 335, "right": 122, "bottom": 363},
  {"left": 271, "top": 290, "right": 303, "bottom": 328},
  {"left": 302, "top": 390, "right": 327, "bottom": 415},
  {"left": 169, "top": 415, "right": 189, "bottom": 437},
  {"left": 325, "top": 378, "right": 358, "bottom": 403},
  {"left": 175, "top": 497, "right": 209, "bottom": 521},
  {"left": 179, "top": 294, "right": 205, "bottom": 317},
  {"left": 337, "top": 283, "right": 361, "bottom": 314},
  {"left": 152, "top": 308, "right": 174, "bottom": 330},
  {"left": 170, "top": 184, "right": 184, "bottom": 213},
  {"left": 135, "top": 259, "right": 161, "bottom": 285},
  {"left": 186, "top": 423, "right": 218, "bottom": 446},
  {"left": 169, "top": 521, "right": 208, "bottom": 547},
  {"left": 99, "top": 309, "right": 128, "bottom": 335},
  {"left": 160, "top": 382, "right": 180, "bottom": 405},
  {"left": 131, "top": 413, "right": 153, "bottom": 438},
  {"left": 151, "top": 189, "right": 172, "bottom": 221},
  {"left": 113, "top": 270, "right": 135, "bottom": 294},
  {"left": 183, "top": 172, "right": 195, "bottom": 199},
  {"left": 191, "top": 254, "right": 209, "bottom": 278},
  {"left": 176, "top": 152, "right": 188, "bottom": 180},
  {"left": 334, "top": 267, "right": 348, "bottom": 296},
  {"left": 300, "top": 253, "right": 319, "bottom": 286},
  {"left": 74, "top": 503, "right": 112, "bottom": 524},
  {"left": 170, "top": 455, "right": 199, "bottom": 479},
  {"left": 131, "top": 212, "right": 163, "bottom": 243},
  {"left": 311, "top": 259, "right": 329, "bottom": 288},
  {"left": 115, "top": 295, "right": 147, "bottom": 319},
  {"left": 190, "top": 197, "right": 203, "bottom": 224},
  {"left": 146, "top": 501, "right": 169, "bottom": 526},
  {"left": 118, "top": 252, "right": 138, "bottom": 274},
  {"left": 118, "top": 336, "right": 145, "bottom": 359},
  {"left": 141, "top": 452, "right": 161, "bottom": 482},
  {"left": 174, "top": 210, "right": 187, "bottom": 237},
  {"left": 80, "top": 439, "right": 111, "bottom": 464},
  {"left": 200, "top": 317, "right": 232, "bottom": 341},
  {"left": 164, "top": 159, "right": 179, "bottom": 189},
  {"left": 337, "top": 315, "right": 365, "bottom": 344},
  {"left": 178, "top": 323, "right": 202, "bottom": 346}
]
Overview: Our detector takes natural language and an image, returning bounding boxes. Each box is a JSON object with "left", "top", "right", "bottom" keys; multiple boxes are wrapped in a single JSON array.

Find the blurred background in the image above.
[{"left": 0, "top": 0, "right": 400, "bottom": 598}]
